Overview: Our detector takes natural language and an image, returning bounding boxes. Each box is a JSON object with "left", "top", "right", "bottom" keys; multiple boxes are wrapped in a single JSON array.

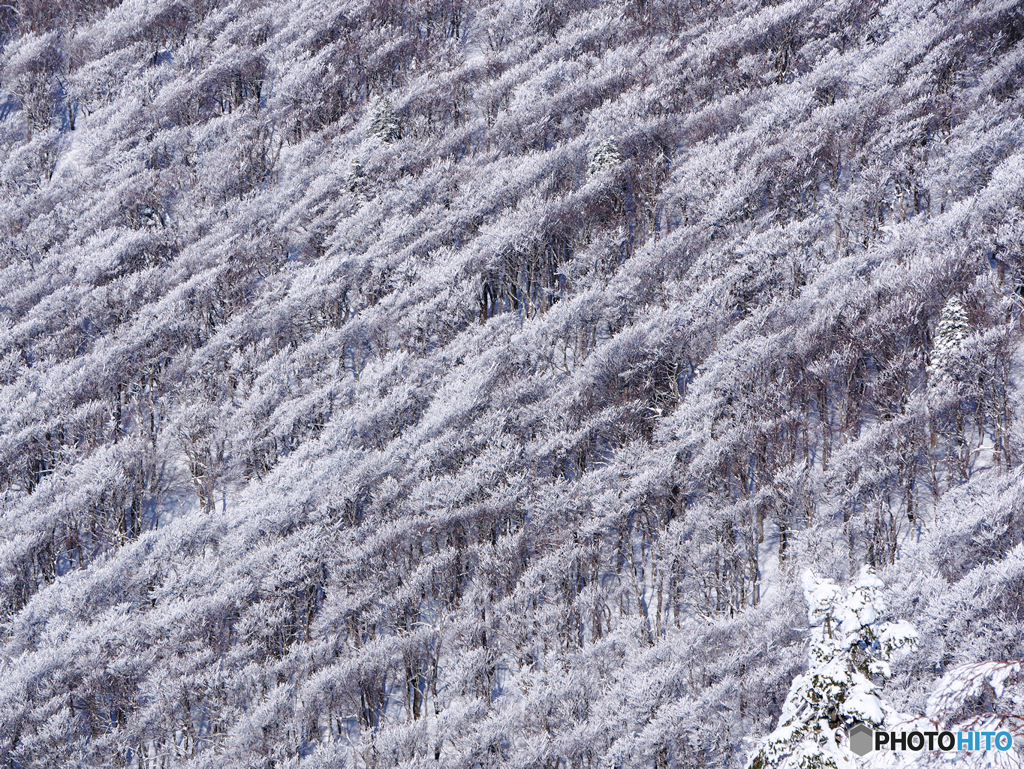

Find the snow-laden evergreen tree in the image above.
[
  {"left": 346, "top": 158, "right": 366, "bottom": 199},
  {"left": 588, "top": 138, "right": 622, "bottom": 175},
  {"left": 369, "top": 97, "right": 401, "bottom": 143},
  {"left": 927, "top": 297, "right": 970, "bottom": 387},
  {"left": 747, "top": 568, "right": 918, "bottom": 769}
]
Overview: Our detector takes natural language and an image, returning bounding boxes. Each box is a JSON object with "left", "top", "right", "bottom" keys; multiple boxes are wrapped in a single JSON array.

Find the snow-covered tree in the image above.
[
  {"left": 369, "top": 97, "right": 402, "bottom": 143},
  {"left": 927, "top": 297, "right": 970, "bottom": 387},
  {"left": 588, "top": 138, "right": 622, "bottom": 176},
  {"left": 864, "top": 661, "right": 1024, "bottom": 768},
  {"left": 2, "top": 0, "right": 1024, "bottom": 765},
  {"left": 747, "top": 568, "right": 918, "bottom": 769},
  {"left": 346, "top": 159, "right": 365, "bottom": 193}
]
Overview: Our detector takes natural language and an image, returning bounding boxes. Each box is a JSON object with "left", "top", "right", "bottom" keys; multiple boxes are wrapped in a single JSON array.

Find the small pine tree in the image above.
[
  {"left": 369, "top": 98, "right": 401, "bottom": 143},
  {"left": 747, "top": 568, "right": 918, "bottom": 769},
  {"left": 927, "top": 297, "right": 970, "bottom": 387},
  {"left": 346, "top": 159, "right": 365, "bottom": 196},
  {"left": 588, "top": 138, "right": 622, "bottom": 175}
]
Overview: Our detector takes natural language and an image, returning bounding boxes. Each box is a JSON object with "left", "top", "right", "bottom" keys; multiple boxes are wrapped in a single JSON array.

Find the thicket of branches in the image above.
[{"left": 1, "top": 0, "right": 1023, "bottom": 766}]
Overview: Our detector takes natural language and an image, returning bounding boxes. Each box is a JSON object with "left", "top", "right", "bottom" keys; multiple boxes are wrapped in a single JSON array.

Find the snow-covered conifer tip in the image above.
[
  {"left": 588, "top": 138, "right": 622, "bottom": 175},
  {"left": 345, "top": 159, "right": 364, "bottom": 195},
  {"left": 369, "top": 98, "right": 401, "bottom": 143},
  {"left": 927, "top": 296, "right": 969, "bottom": 387}
]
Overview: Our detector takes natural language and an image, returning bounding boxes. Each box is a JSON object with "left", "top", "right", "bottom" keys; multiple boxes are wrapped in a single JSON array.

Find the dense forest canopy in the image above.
[{"left": 1, "top": 0, "right": 1023, "bottom": 766}]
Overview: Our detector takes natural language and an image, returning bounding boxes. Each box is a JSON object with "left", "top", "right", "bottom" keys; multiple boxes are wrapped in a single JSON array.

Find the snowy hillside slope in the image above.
[{"left": 1, "top": 0, "right": 1023, "bottom": 766}]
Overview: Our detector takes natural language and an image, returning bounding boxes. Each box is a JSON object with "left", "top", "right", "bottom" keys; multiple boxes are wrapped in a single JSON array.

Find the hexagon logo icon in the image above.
[{"left": 849, "top": 722, "right": 874, "bottom": 757}]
